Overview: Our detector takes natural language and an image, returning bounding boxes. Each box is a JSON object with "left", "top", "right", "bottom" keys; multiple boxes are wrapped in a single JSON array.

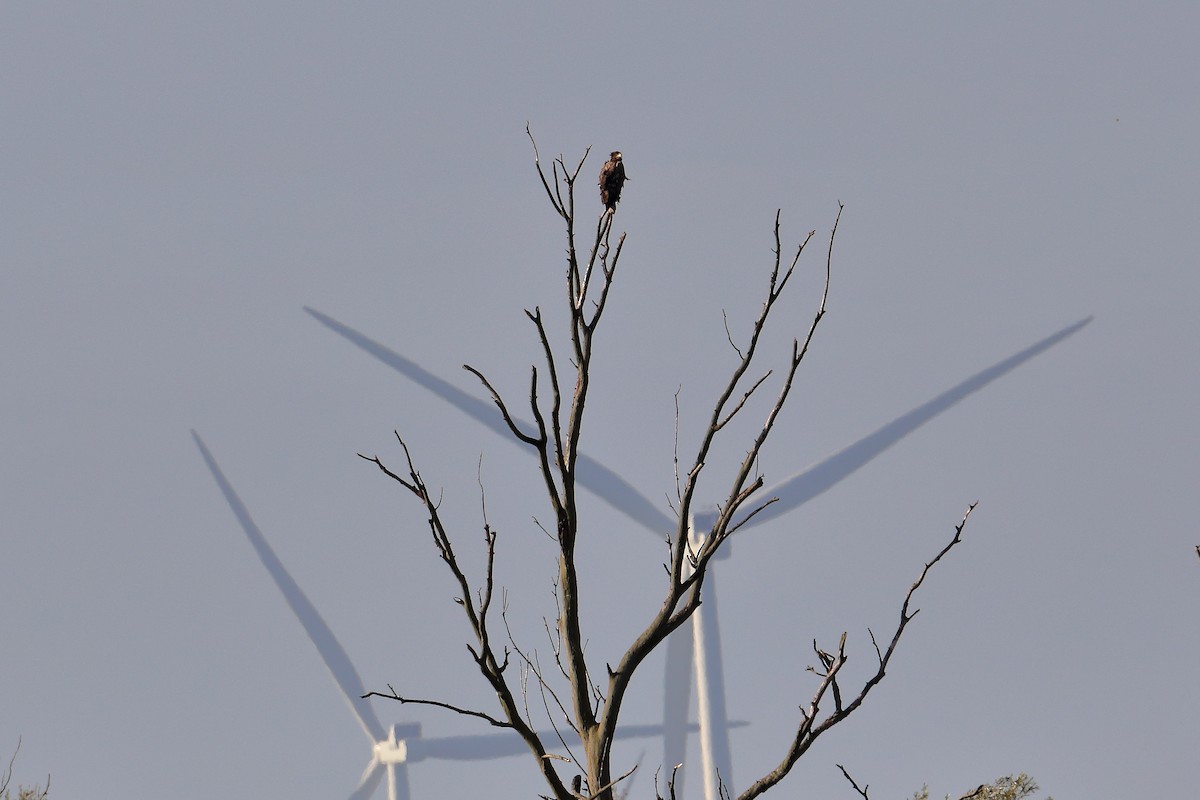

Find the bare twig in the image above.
[
  {"left": 583, "top": 762, "right": 639, "bottom": 800},
  {"left": 654, "top": 763, "right": 685, "bottom": 800},
  {"left": 464, "top": 364, "right": 542, "bottom": 447},
  {"left": 722, "top": 309, "right": 745, "bottom": 359},
  {"left": 504, "top": 611, "right": 576, "bottom": 737},
  {"left": 358, "top": 449, "right": 418, "bottom": 495},
  {"left": 837, "top": 764, "right": 870, "bottom": 799},
  {"left": 530, "top": 650, "right": 583, "bottom": 766},
  {"left": 716, "top": 768, "right": 734, "bottom": 800},
  {"left": 362, "top": 684, "right": 512, "bottom": 728},
  {"left": 738, "top": 502, "right": 976, "bottom": 800},
  {"left": 0, "top": 738, "right": 17, "bottom": 796},
  {"left": 715, "top": 369, "right": 773, "bottom": 431},
  {"left": 672, "top": 385, "right": 683, "bottom": 508}
]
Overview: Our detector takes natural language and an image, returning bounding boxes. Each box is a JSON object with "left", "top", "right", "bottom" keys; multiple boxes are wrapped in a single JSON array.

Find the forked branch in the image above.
[{"left": 738, "top": 503, "right": 977, "bottom": 800}]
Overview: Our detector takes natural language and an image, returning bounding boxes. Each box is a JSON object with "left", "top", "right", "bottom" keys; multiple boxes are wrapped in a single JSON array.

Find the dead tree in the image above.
[{"left": 359, "top": 132, "right": 974, "bottom": 799}]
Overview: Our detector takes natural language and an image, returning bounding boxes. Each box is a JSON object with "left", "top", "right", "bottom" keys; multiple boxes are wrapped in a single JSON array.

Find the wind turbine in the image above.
[
  {"left": 304, "top": 307, "right": 1092, "bottom": 799},
  {"left": 193, "top": 432, "right": 701, "bottom": 799}
]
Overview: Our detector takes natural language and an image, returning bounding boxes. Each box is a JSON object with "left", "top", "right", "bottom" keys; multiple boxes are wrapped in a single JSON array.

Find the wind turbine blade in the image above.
[
  {"left": 349, "top": 759, "right": 384, "bottom": 800},
  {"left": 407, "top": 720, "right": 718, "bottom": 763},
  {"left": 693, "top": 575, "right": 733, "bottom": 800},
  {"left": 305, "top": 307, "right": 673, "bottom": 534},
  {"left": 305, "top": 306, "right": 501, "bottom": 438},
  {"left": 390, "top": 762, "right": 412, "bottom": 800},
  {"left": 192, "top": 431, "right": 388, "bottom": 744},
  {"left": 739, "top": 316, "right": 1093, "bottom": 530},
  {"left": 662, "top": 622, "right": 693, "bottom": 795},
  {"left": 618, "top": 721, "right": 741, "bottom": 738},
  {"left": 405, "top": 732, "right": 528, "bottom": 762}
]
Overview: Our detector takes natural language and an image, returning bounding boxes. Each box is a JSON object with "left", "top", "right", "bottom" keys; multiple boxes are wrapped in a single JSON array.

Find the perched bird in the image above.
[{"left": 598, "top": 151, "right": 626, "bottom": 211}]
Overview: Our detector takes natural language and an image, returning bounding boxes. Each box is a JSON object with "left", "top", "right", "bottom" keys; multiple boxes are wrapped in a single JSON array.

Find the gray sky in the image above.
[{"left": 3, "top": 3, "right": 1197, "bottom": 798}]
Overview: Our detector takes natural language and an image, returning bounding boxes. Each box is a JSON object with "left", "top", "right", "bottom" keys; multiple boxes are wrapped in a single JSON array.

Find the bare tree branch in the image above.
[
  {"left": 654, "top": 764, "right": 685, "bottom": 800},
  {"left": 715, "top": 369, "right": 774, "bottom": 432},
  {"left": 737, "top": 502, "right": 977, "bottom": 800},
  {"left": 463, "top": 364, "right": 542, "bottom": 446},
  {"left": 837, "top": 764, "right": 870, "bottom": 799},
  {"left": 362, "top": 685, "right": 512, "bottom": 728}
]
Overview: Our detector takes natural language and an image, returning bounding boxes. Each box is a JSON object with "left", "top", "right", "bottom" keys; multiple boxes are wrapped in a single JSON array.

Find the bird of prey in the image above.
[{"left": 599, "top": 151, "right": 626, "bottom": 211}]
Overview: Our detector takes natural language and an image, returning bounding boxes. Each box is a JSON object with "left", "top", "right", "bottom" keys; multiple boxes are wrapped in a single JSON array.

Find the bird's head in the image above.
[{"left": 610, "top": 151, "right": 622, "bottom": 161}]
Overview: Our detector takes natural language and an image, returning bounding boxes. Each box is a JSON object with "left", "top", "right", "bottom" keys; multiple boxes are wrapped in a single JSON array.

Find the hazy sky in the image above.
[{"left": 4, "top": 3, "right": 1197, "bottom": 799}]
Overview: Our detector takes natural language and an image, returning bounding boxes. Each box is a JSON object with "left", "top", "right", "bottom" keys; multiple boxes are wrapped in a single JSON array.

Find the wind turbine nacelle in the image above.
[{"left": 375, "top": 723, "right": 421, "bottom": 765}]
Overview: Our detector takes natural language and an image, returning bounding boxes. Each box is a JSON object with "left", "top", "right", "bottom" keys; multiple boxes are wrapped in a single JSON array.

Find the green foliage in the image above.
[{"left": 911, "top": 774, "right": 1050, "bottom": 800}]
